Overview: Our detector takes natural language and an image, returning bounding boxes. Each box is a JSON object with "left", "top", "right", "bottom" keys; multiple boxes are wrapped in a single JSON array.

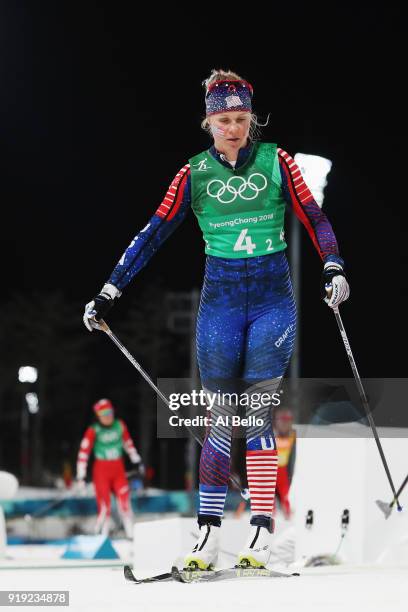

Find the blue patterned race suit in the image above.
[{"left": 107, "top": 143, "right": 344, "bottom": 521}]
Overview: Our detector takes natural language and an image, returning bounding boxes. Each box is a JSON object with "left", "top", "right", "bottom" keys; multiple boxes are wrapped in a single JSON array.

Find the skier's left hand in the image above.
[
  {"left": 83, "top": 283, "right": 121, "bottom": 331},
  {"left": 128, "top": 449, "right": 145, "bottom": 477},
  {"left": 132, "top": 461, "right": 145, "bottom": 478},
  {"left": 321, "top": 262, "right": 350, "bottom": 308}
]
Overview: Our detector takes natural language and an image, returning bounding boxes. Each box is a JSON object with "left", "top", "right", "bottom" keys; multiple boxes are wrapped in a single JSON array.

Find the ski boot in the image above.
[
  {"left": 237, "top": 515, "right": 274, "bottom": 568},
  {"left": 184, "top": 515, "right": 221, "bottom": 570}
]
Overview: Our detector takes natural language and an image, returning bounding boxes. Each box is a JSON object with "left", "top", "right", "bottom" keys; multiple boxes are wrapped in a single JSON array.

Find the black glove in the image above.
[
  {"left": 83, "top": 283, "right": 121, "bottom": 331},
  {"left": 133, "top": 461, "right": 145, "bottom": 478}
]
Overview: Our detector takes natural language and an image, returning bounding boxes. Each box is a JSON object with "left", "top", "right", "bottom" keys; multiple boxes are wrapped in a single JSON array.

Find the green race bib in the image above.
[
  {"left": 189, "top": 142, "right": 287, "bottom": 258},
  {"left": 93, "top": 420, "right": 123, "bottom": 460}
]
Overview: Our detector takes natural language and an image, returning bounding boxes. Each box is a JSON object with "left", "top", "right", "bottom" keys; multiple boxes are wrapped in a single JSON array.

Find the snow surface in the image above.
[{"left": 1, "top": 562, "right": 407, "bottom": 612}]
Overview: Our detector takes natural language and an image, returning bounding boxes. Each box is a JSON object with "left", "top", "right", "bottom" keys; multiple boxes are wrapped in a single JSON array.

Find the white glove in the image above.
[
  {"left": 129, "top": 450, "right": 142, "bottom": 465},
  {"left": 322, "top": 262, "right": 350, "bottom": 309},
  {"left": 74, "top": 479, "right": 87, "bottom": 496},
  {"left": 76, "top": 463, "right": 87, "bottom": 481}
]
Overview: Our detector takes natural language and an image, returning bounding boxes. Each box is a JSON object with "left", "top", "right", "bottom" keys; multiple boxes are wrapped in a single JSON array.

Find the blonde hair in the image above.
[
  {"left": 202, "top": 68, "right": 243, "bottom": 91},
  {"left": 201, "top": 68, "right": 263, "bottom": 141}
]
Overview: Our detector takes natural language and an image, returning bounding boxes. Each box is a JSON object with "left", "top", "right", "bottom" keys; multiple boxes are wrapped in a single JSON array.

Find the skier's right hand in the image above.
[
  {"left": 83, "top": 283, "right": 121, "bottom": 331},
  {"left": 74, "top": 479, "right": 87, "bottom": 496}
]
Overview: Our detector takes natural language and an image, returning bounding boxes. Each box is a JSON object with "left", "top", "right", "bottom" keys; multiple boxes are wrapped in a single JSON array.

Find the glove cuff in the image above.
[
  {"left": 324, "top": 261, "right": 343, "bottom": 271},
  {"left": 323, "top": 254, "right": 344, "bottom": 268},
  {"left": 100, "top": 283, "right": 122, "bottom": 299}
]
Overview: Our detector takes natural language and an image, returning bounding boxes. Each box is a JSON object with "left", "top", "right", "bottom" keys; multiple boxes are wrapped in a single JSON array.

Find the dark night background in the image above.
[{"left": 0, "top": 3, "right": 406, "bottom": 488}]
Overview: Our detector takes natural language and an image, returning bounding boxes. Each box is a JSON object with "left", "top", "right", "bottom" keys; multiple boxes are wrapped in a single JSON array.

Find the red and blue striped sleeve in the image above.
[
  {"left": 278, "top": 148, "right": 344, "bottom": 267},
  {"left": 108, "top": 163, "right": 191, "bottom": 290}
]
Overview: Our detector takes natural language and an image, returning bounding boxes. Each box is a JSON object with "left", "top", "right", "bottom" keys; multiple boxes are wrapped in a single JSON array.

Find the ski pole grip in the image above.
[{"left": 90, "top": 318, "right": 110, "bottom": 333}]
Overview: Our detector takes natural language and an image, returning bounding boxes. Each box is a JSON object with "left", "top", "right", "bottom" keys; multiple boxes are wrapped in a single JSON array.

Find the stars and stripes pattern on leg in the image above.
[
  {"left": 244, "top": 378, "right": 281, "bottom": 449},
  {"left": 199, "top": 389, "right": 236, "bottom": 487},
  {"left": 198, "top": 483, "right": 228, "bottom": 518},
  {"left": 199, "top": 432, "right": 231, "bottom": 486},
  {"left": 246, "top": 449, "right": 278, "bottom": 518}
]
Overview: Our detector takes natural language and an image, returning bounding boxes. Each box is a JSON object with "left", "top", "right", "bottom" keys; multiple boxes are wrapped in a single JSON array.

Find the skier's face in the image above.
[
  {"left": 209, "top": 111, "right": 251, "bottom": 154},
  {"left": 98, "top": 413, "right": 114, "bottom": 426},
  {"left": 274, "top": 411, "right": 293, "bottom": 435}
]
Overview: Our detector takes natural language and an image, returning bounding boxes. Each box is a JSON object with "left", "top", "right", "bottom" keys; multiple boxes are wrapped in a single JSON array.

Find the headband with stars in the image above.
[{"left": 205, "top": 79, "right": 253, "bottom": 117}]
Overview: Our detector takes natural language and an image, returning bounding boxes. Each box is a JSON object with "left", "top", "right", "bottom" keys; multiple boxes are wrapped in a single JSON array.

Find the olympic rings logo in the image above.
[{"left": 206, "top": 173, "right": 268, "bottom": 204}]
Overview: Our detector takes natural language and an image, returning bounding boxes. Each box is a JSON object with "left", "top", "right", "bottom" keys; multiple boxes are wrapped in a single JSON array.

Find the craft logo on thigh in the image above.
[{"left": 275, "top": 323, "right": 295, "bottom": 348}]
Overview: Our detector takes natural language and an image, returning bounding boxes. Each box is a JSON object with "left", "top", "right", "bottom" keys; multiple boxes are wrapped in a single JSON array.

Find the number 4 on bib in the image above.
[{"left": 233, "top": 229, "right": 257, "bottom": 255}]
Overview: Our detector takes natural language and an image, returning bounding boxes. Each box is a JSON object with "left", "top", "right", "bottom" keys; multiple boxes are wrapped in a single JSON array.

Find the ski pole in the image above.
[
  {"left": 24, "top": 496, "right": 67, "bottom": 522},
  {"left": 125, "top": 468, "right": 143, "bottom": 480},
  {"left": 331, "top": 305, "right": 402, "bottom": 511},
  {"left": 23, "top": 485, "right": 87, "bottom": 522},
  {"left": 376, "top": 473, "right": 408, "bottom": 519},
  {"left": 91, "top": 318, "right": 250, "bottom": 500}
]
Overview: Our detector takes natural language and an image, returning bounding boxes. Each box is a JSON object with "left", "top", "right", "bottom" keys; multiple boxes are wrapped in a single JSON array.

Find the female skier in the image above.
[
  {"left": 83, "top": 69, "right": 349, "bottom": 569},
  {"left": 76, "top": 398, "right": 144, "bottom": 538}
]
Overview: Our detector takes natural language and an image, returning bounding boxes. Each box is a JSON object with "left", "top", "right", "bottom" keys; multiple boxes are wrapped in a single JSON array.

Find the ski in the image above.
[
  {"left": 171, "top": 565, "right": 300, "bottom": 583},
  {"left": 124, "top": 563, "right": 300, "bottom": 585},
  {"left": 123, "top": 565, "right": 173, "bottom": 584}
]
